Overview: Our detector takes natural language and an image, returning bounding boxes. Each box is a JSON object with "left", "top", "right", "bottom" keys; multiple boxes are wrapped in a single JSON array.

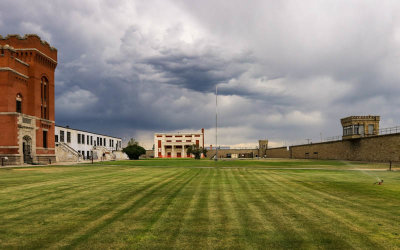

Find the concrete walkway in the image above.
[{"left": 0, "top": 160, "right": 108, "bottom": 168}]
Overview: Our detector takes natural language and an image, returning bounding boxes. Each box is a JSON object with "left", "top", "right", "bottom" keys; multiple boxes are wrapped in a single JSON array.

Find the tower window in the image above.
[
  {"left": 16, "top": 94, "right": 22, "bottom": 113},
  {"left": 43, "top": 131, "right": 48, "bottom": 148},
  {"left": 41, "top": 77, "right": 49, "bottom": 119},
  {"left": 60, "top": 130, "right": 65, "bottom": 142},
  {"left": 16, "top": 100, "right": 22, "bottom": 113}
]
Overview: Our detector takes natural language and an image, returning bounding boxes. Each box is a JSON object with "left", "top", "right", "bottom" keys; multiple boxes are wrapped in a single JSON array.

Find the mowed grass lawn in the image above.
[{"left": 0, "top": 159, "right": 399, "bottom": 249}]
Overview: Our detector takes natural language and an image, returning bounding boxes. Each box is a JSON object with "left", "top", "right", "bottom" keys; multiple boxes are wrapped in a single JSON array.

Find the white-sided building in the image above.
[
  {"left": 55, "top": 125, "right": 123, "bottom": 161},
  {"left": 154, "top": 129, "right": 205, "bottom": 158}
]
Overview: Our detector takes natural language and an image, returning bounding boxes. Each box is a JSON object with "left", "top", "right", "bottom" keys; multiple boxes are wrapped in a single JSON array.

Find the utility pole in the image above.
[{"left": 215, "top": 85, "right": 218, "bottom": 161}]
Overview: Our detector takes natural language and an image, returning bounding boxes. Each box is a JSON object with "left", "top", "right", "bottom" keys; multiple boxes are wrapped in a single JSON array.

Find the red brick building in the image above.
[{"left": 0, "top": 34, "right": 57, "bottom": 165}]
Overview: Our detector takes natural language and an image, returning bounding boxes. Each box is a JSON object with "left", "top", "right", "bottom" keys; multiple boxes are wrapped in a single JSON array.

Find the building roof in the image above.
[
  {"left": 340, "top": 115, "right": 380, "bottom": 124},
  {"left": 155, "top": 132, "right": 203, "bottom": 135}
]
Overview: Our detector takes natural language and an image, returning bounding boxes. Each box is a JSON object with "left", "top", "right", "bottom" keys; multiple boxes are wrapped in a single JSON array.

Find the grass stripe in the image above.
[
  {"left": 130, "top": 169, "right": 202, "bottom": 248},
  {"left": 249, "top": 170, "right": 379, "bottom": 248},
  {"left": 58, "top": 169, "right": 193, "bottom": 249},
  {"left": 0, "top": 168, "right": 171, "bottom": 222},
  {"left": 2, "top": 169, "right": 182, "bottom": 249},
  {"left": 170, "top": 169, "right": 212, "bottom": 249},
  {"left": 230, "top": 168, "right": 313, "bottom": 249}
]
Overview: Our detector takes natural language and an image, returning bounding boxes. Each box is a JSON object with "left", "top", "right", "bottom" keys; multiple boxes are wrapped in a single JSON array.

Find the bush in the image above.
[
  {"left": 186, "top": 144, "right": 207, "bottom": 159},
  {"left": 123, "top": 144, "right": 146, "bottom": 160}
]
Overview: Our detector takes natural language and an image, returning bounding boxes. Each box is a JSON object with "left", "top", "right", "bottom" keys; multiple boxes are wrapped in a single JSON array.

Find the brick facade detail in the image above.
[{"left": 0, "top": 34, "right": 57, "bottom": 165}]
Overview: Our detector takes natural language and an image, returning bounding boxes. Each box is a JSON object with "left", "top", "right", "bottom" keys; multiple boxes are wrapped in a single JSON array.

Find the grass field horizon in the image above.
[{"left": 1, "top": 159, "right": 399, "bottom": 249}]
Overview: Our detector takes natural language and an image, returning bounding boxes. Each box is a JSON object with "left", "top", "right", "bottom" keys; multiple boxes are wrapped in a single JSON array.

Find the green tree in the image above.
[
  {"left": 127, "top": 138, "right": 140, "bottom": 147},
  {"left": 186, "top": 144, "right": 207, "bottom": 159},
  {"left": 123, "top": 139, "right": 146, "bottom": 160}
]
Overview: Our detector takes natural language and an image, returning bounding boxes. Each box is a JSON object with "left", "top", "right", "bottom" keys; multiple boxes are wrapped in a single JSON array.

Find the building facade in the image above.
[
  {"left": 0, "top": 34, "right": 57, "bottom": 165},
  {"left": 55, "top": 125, "right": 122, "bottom": 160},
  {"left": 154, "top": 129, "right": 204, "bottom": 158}
]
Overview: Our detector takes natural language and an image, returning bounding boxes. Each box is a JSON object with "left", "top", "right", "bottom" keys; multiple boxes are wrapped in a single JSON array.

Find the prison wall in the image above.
[
  {"left": 266, "top": 146, "right": 291, "bottom": 158},
  {"left": 207, "top": 149, "right": 259, "bottom": 159},
  {"left": 266, "top": 133, "right": 400, "bottom": 162}
]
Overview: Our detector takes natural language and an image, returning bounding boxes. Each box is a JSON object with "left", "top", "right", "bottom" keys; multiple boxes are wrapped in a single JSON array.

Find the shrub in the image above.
[
  {"left": 186, "top": 144, "right": 207, "bottom": 159},
  {"left": 122, "top": 139, "right": 146, "bottom": 160}
]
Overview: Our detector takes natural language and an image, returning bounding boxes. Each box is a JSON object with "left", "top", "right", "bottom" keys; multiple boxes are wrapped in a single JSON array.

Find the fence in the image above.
[
  {"left": 317, "top": 125, "right": 400, "bottom": 146},
  {"left": 379, "top": 126, "right": 400, "bottom": 135}
]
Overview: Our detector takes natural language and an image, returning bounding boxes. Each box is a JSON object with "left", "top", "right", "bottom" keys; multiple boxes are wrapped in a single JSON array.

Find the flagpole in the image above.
[{"left": 215, "top": 85, "right": 218, "bottom": 161}]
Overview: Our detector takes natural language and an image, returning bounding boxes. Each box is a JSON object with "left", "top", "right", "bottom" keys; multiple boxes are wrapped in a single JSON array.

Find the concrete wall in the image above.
[
  {"left": 207, "top": 148, "right": 259, "bottom": 159},
  {"left": 266, "top": 133, "right": 400, "bottom": 162},
  {"left": 266, "top": 146, "right": 291, "bottom": 158},
  {"left": 56, "top": 143, "right": 79, "bottom": 162},
  {"left": 145, "top": 150, "right": 154, "bottom": 158}
]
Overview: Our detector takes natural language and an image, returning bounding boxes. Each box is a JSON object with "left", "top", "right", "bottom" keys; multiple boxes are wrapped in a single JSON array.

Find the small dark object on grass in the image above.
[{"left": 374, "top": 179, "right": 384, "bottom": 185}]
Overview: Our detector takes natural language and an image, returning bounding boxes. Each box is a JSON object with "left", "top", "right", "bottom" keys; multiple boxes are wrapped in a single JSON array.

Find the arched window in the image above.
[
  {"left": 41, "top": 77, "right": 49, "bottom": 119},
  {"left": 16, "top": 94, "right": 22, "bottom": 113}
]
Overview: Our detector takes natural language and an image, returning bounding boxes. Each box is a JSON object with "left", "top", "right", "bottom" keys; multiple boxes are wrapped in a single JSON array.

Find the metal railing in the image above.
[
  {"left": 57, "top": 142, "right": 79, "bottom": 156},
  {"left": 320, "top": 125, "right": 400, "bottom": 144},
  {"left": 379, "top": 126, "right": 400, "bottom": 135},
  {"left": 325, "top": 135, "right": 341, "bottom": 142}
]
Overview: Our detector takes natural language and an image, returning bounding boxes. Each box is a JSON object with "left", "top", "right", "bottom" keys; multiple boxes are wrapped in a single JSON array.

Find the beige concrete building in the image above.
[
  {"left": 154, "top": 129, "right": 204, "bottom": 158},
  {"left": 55, "top": 125, "right": 126, "bottom": 162},
  {"left": 341, "top": 115, "right": 380, "bottom": 139}
]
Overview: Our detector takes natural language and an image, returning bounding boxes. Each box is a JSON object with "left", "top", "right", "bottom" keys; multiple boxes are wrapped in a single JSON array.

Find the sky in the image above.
[{"left": 2, "top": 0, "right": 400, "bottom": 149}]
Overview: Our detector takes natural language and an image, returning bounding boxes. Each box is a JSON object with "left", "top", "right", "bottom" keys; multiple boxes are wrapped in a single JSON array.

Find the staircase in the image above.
[
  {"left": 93, "top": 146, "right": 117, "bottom": 161},
  {"left": 56, "top": 142, "right": 80, "bottom": 162}
]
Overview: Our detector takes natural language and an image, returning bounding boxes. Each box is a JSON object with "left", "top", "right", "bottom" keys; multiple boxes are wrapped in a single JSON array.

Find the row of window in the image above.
[
  {"left": 157, "top": 135, "right": 201, "bottom": 138},
  {"left": 159, "top": 140, "right": 200, "bottom": 146},
  {"left": 56, "top": 130, "right": 121, "bottom": 148},
  {"left": 78, "top": 150, "right": 91, "bottom": 160},
  {"left": 165, "top": 140, "right": 192, "bottom": 143},
  {"left": 57, "top": 131, "right": 71, "bottom": 143},
  {"left": 343, "top": 124, "right": 375, "bottom": 136},
  {"left": 14, "top": 76, "right": 50, "bottom": 119}
]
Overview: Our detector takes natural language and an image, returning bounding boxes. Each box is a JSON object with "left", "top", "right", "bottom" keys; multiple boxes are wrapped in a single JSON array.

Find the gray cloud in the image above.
[{"left": 2, "top": 0, "right": 400, "bottom": 148}]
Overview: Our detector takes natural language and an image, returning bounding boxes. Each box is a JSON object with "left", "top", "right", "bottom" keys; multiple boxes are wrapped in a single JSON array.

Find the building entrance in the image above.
[{"left": 23, "top": 136, "right": 32, "bottom": 163}]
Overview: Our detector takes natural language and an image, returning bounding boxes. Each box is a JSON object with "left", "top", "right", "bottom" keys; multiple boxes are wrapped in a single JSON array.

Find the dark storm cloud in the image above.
[
  {"left": 2, "top": 0, "right": 400, "bottom": 148},
  {"left": 143, "top": 54, "right": 241, "bottom": 92},
  {"left": 109, "top": 25, "right": 256, "bottom": 93}
]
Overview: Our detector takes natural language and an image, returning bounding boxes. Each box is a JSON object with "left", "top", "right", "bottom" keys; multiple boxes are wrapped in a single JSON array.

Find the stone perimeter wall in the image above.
[
  {"left": 266, "top": 133, "right": 400, "bottom": 162},
  {"left": 142, "top": 149, "right": 260, "bottom": 159},
  {"left": 265, "top": 147, "right": 291, "bottom": 158}
]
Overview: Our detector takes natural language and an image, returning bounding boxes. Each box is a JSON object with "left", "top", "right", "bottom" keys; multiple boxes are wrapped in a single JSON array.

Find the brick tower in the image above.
[{"left": 0, "top": 34, "right": 57, "bottom": 165}]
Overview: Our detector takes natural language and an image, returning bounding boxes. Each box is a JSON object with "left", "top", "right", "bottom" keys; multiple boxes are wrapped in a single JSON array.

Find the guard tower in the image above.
[
  {"left": 258, "top": 140, "right": 268, "bottom": 157},
  {"left": 341, "top": 115, "right": 380, "bottom": 139}
]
